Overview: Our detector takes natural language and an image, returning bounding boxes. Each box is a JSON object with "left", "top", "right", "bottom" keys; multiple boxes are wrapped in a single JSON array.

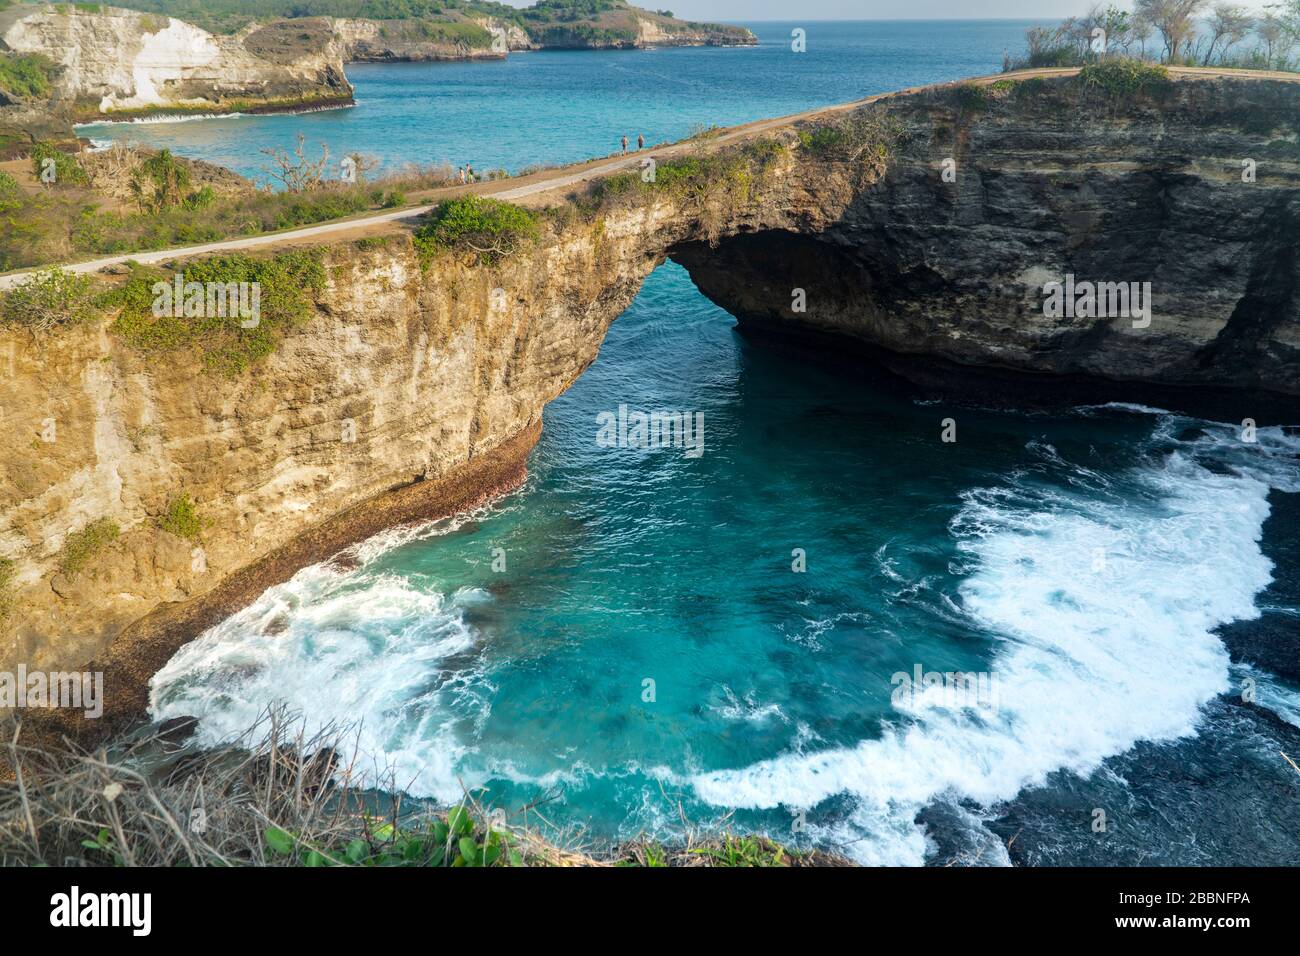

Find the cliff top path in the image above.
[{"left": 1, "top": 64, "right": 1296, "bottom": 290}]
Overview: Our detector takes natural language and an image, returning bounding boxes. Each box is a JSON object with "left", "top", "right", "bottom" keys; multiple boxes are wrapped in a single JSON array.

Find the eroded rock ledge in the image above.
[{"left": 2, "top": 70, "right": 1298, "bottom": 737}]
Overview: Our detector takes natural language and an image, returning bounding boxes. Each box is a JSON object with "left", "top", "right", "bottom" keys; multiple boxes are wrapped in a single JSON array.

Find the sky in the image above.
[{"left": 497, "top": 1, "right": 1278, "bottom": 22}]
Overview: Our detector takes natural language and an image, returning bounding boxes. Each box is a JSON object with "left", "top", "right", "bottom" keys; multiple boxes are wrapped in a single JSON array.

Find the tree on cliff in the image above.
[
  {"left": 1202, "top": 3, "right": 1254, "bottom": 64},
  {"left": 1134, "top": 0, "right": 1208, "bottom": 61}
]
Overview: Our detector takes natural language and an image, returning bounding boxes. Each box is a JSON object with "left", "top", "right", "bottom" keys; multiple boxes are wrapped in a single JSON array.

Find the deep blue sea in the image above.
[{"left": 104, "top": 22, "right": 1300, "bottom": 865}]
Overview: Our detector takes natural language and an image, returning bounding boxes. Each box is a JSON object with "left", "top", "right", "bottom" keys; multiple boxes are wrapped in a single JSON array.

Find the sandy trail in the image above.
[{"left": 1, "top": 66, "right": 1293, "bottom": 290}]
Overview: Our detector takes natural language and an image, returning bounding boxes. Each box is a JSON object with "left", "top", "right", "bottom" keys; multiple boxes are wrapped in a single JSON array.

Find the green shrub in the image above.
[
  {"left": 183, "top": 185, "right": 217, "bottom": 210},
  {"left": 953, "top": 83, "right": 993, "bottom": 112},
  {"left": 30, "top": 142, "right": 89, "bottom": 188},
  {"left": 0, "top": 268, "right": 98, "bottom": 333},
  {"left": 0, "top": 52, "right": 56, "bottom": 98},
  {"left": 795, "top": 114, "right": 902, "bottom": 162},
  {"left": 1078, "top": 60, "right": 1170, "bottom": 99},
  {"left": 59, "top": 518, "right": 120, "bottom": 577},
  {"left": 158, "top": 493, "right": 205, "bottom": 541},
  {"left": 413, "top": 195, "right": 539, "bottom": 265},
  {"left": 105, "top": 249, "right": 326, "bottom": 377},
  {"left": 130, "top": 148, "right": 193, "bottom": 211},
  {"left": 264, "top": 803, "right": 519, "bottom": 868}
]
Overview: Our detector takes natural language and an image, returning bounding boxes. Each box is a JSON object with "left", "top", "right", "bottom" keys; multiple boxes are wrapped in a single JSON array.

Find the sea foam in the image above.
[{"left": 690, "top": 423, "right": 1295, "bottom": 864}]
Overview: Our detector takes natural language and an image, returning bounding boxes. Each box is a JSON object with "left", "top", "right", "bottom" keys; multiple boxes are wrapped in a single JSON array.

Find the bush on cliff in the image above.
[
  {"left": 30, "top": 142, "right": 89, "bottom": 188},
  {"left": 1079, "top": 60, "right": 1170, "bottom": 98},
  {"left": 59, "top": 518, "right": 120, "bottom": 578},
  {"left": 414, "top": 195, "right": 540, "bottom": 265},
  {"left": 0, "top": 268, "right": 98, "bottom": 332},
  {"left": 104, "top": 250, "right": 326, "bottom": 377},
  {"left": 0, "top": 52, "right": 57, "bottom": 99},
  {"left": 157, "top": 493, "right": 206, "bottom": 541},
  {"left": 795, "top": 112, "right": 903, "bottom": 162}
]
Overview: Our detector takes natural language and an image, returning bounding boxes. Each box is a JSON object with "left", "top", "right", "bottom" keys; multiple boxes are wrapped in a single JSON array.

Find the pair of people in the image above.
[
  {"left": 621, "top": 134, "right": 646, "bottom": 155},
  {"left": 458, "top": 164, "right": 476, "bottom": 184}
]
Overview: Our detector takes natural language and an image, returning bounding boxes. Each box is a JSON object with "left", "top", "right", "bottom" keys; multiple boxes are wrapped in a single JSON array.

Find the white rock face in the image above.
[{"left": 1, "top": 6, "right": 350, "bottom": 115}]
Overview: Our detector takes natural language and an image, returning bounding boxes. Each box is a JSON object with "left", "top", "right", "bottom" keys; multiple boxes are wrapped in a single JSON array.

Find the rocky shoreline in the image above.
[{"left": 0, "top": 2, "right": 755, "bottom": 146}]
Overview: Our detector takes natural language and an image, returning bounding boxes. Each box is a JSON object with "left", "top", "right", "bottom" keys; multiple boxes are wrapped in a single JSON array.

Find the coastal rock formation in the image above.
[
  {"left": 678, "top": 73, "right": 1300, "bottom": 396},
  {"left": 2, "top": 70, "right": 1298, "bottom": 733},
  {"left": 330, "top": 17, "right": 522, "bottom": 61},
  {"left": 0, "top": 1, "right": 752, "bottom": 130},
  {"left": 0, "top": 5, "right": 353, "bottom": 119}
]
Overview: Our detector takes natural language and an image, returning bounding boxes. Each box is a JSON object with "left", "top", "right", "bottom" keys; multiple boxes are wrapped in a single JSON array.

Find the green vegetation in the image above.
[
  {"left": 105, "top": 250, "right": 326, "bottom": 377},
  {"left": 0, "top": 557, "right": 15, "bottom": 621},
  {"left": 0, "top": 708, "right": 849, "bottom": 867},
  {"left": 130, "top": 149, "right": 194, "bottom": 212},
  {"left": 59, "top": 518, "right": 120, "bottom": 578},
  {"left": 951, "top": 80, "right": 1018, "bottom": 112},
  {"left": 265, "top": 804, "right": 519, "bottom": 867},
  {"left": 377, "top": 19, "right": 492, "bottom": 48},
  {"left": 687, "top": 834, "right": 792, "bottom": 866},
  {"left": 30, "top": 142, "right": 89, "bottom": 188},
  {"left": 413, "top": 195, "right": 540, "bottom": 265},
  {"left": 794, "top": 113, "right": 902, "bottom": 162},
  {"left": 0, "top": 157, "right": 452, "bottom": 272},
  {"left": 1006, "top": 3, "right": 1300, "bottom": 74},
  {"left": 104, "top": 0, "right": 749, "bottom": 43},
  {"left": 0, "top": 52, "right": 57, "bottom": 99},
  {"left": 1079, "top": 60, "right": 1170, "bottom": 98},
  {"left": 157, "top": 493, "right": 205, "bottom": 541},
  {"left": 0, "top": 268, "right": 98, "bottom": 333}
]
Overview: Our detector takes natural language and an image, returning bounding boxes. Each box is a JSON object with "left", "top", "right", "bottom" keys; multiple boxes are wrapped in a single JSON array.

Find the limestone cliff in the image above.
[
  {"left": 0, "top": 5, "right": 353, "bottom": 119},
  {"left": 2, "top": 69, "right": 1298, "bottom": 734},
  {"left": 677, "top": 72, "right": 1300, "bottom": 397}
]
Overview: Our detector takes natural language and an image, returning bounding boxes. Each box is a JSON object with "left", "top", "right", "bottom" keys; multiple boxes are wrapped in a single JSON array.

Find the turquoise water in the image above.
[
  {"left": 81, "top": 20, "right": 1030, "bottom": 182},
  {"left": 129, "top": 23, "right": 1300, "bottom": 865}
]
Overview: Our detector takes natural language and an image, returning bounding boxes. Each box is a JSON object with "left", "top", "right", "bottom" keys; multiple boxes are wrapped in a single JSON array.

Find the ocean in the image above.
[{"left": 92, "top": 21, "right": 1300, "bottom": 865}]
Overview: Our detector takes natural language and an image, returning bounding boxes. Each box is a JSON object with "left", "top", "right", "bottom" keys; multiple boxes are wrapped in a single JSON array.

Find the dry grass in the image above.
[{"left": 0, "top": 707, "right": 850, "bottom": 867}]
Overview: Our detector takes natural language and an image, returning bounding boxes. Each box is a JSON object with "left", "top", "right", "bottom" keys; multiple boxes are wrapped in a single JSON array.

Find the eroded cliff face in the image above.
[
  {"left": 676, "top": 73, "right": 1300, "bottom": 395},
  {"left": 330, "top": 18, "right": 520, "bottom": 61},
  {"left": 2, "top": 71, "right": 1298, "bottom": 733},
  {"left": 0, "top": 196, "right": 718, "bottom": 725},
  {"left": 0, "top": 6, "right": 353, "bottom": 118}
]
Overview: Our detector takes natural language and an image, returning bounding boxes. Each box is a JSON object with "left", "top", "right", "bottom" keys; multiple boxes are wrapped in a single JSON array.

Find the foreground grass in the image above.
[
  {"left": 0, "top": 708, "right": 849, "bottom": 867},
  {"left": 0, "top": 155, "right": 454, "bottom": 273}
]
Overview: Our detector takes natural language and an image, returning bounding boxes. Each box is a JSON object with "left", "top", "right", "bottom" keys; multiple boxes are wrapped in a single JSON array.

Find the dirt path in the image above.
[{"left": 2, "top": 65, "right": 1294, "bottom": 290}]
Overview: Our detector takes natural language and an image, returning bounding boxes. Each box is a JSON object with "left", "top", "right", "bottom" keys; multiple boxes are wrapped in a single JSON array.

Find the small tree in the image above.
[
  {"left": 1256, "top": 11, "right": 1289, "bottom": 66},
  {"left": 129, "top": 148, "right": 191, "bottom": 211},
  {"left": 1202, "top": 3, "right": 1253, "bottom": 63},
  {"left": 260, "top": 134, "right": 330, "bottom": 193},
  {"left": 1135, "top": 0, "right": 1209, "bottom": 61}
]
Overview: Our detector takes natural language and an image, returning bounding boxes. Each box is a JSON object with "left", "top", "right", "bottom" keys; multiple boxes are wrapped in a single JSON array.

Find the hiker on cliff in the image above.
[
  {"left": 458, "top": 165, "right": 466, "bottom": 185},
  {"left": 621, "top": 135, "right": 628, "bottom": 155},
  {"left": 637, "top": 134, "right": 645, "bottom": 150},
  {"left": 467, "top": 163, "right": 475, "bottom": 182}
]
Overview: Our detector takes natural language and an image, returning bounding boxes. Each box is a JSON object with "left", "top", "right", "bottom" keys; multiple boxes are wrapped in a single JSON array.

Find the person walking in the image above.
[
  {"left": 467, "top": 163, "right": 475, "bottom": 183},
  {"left": 637, "top": 133, "right": 645, "bottom": 151},
  {"left": 458, "top": 165, "right": 466, "bottom": 185},
  {"left": 621, "top": 135, "right": 628, "bottom": 155}
]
